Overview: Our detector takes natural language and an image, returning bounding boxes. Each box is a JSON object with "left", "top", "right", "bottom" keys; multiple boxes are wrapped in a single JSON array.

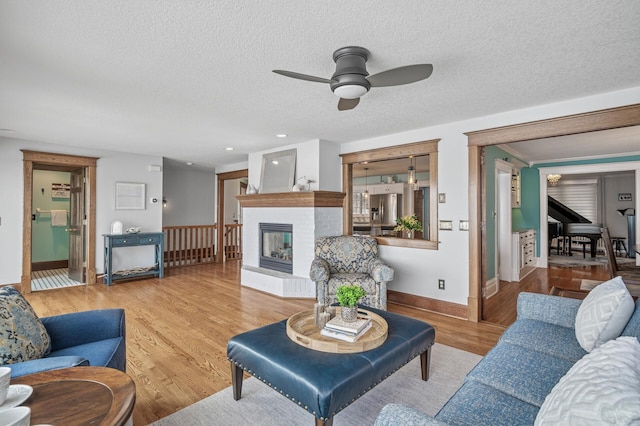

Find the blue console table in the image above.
[{"left": 103, "top": 232, "right": 164, "bottom": 285}]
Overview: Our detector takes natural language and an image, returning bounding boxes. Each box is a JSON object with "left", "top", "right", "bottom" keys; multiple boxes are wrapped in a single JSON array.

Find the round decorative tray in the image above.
[{"left": 286, "top": 308, "right": 388, "bottom": 353}]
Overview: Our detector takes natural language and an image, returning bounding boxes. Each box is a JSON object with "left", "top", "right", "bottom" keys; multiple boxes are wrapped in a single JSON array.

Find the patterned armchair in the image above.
[{"left": 309, "top": 235, "right": 394, "bottom": 310}]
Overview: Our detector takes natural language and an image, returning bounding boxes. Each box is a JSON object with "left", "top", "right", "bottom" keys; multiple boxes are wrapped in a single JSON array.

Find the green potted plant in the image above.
[
  {"left": 336, "top": 285, "right": 366, "bottom": 322},
  {"left": 394, "top": 214, "right": 423, "bottom": 239}
]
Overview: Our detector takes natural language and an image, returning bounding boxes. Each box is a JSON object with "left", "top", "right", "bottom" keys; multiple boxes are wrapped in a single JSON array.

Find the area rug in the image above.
[
  {"left": 548, "top": 254, "right": 636, "bottom": 268},
  {"left": 151, "top": 343, "right": 482, "bottom": 426},
  {"left": 581, "top": 278, "right": 640, "bottom": 297}
]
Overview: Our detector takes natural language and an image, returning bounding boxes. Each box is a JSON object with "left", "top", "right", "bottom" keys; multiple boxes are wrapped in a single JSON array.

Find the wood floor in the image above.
[
  {"left": 483, "top": 261, "right": 611, "bottom": 325},
  {"left": 22, "top": 261, "right": 505, "bottom": 425}
]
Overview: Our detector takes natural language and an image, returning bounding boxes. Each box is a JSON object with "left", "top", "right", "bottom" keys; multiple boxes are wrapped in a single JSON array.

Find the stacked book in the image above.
[{"left": 320, "top": 314, "right": 372, "bottom": 343}]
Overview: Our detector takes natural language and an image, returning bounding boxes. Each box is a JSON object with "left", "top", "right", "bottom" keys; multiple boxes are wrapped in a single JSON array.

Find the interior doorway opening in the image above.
[
  {"left": 21, "top": 150, "right": 98, "bottom": 293},
  {"left": 467, "top": 103, "right": 640, "bottom": 323}
]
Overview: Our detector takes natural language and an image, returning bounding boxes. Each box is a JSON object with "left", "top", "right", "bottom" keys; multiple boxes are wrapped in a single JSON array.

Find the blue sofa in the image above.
[
  {"left": 375, "top": 292, "right": 640, "bottom": 425},
  {"left": 8, "top": 309, "right": 126, "bottom": 378}
]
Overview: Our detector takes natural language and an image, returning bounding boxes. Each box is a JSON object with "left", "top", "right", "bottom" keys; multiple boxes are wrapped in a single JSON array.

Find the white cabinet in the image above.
[
  {"left": 511, "top": 229, "right": 536, "bottom": 281},
  {"left": 369, "top": 183, "right": 405, "bottom": 195}
]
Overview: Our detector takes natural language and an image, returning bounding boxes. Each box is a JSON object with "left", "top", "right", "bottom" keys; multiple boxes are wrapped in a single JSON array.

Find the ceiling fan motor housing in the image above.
[{"left": 330, "top": 46, "right": 371, "bottom": 98}]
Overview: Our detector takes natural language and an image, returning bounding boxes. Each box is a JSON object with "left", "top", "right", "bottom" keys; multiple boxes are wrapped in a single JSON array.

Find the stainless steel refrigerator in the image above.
[{"left": 369, "top": 194, "right": 402, "bottom": 228}]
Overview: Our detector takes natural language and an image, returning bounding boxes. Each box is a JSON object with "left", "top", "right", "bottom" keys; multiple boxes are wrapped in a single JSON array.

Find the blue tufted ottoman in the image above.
[{"left": 227, "top": 307, "right": 435, "bottom": 426}]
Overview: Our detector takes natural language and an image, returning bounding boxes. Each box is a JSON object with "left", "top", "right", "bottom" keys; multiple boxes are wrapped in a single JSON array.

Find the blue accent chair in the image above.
[{"left": 8, "top": 309, "right": 126, "bottom": 378}]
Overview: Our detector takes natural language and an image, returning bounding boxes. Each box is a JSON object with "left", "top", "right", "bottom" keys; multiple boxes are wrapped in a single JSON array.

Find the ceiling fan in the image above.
[{"left": 273, "top": 46, "right": 433, "bottom": 111}]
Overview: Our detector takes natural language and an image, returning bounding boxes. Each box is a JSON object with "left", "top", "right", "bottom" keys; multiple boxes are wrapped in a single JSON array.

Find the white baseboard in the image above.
[{"left": 485, "top": 276, "right": 499, "bottom": 299}]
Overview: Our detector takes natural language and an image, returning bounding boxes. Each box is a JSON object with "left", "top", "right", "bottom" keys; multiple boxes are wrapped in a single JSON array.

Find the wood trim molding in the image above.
[
  {"left": 237, "top": 191, "right": 345, "bottom": 208},
  {"left": 467, "top": 103, "right": 640, "bottom": 323},
  {"left": 32, "top": 260, "right": 69, "bottom": 272},
  {"left": 22, "top": 150, "right": 98, "bottom": 167},
  {"left": 388, "top": 290, "right": 468, "bottom": 319},
  {"left": 340, "top": 139, "right": 439, "bottom": 164},
  {"left": 21, "top": 150, "right": 98, "bottom": 293},
  {"left": 216, "top": 169, "right": 248, "bottom": 263},
  {"left": 466, "top": 104, "right": 640, "bottom": 146}
]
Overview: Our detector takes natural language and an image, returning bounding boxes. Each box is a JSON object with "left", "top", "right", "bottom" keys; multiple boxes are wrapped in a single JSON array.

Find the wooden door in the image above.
[{"left": 68, "top": 168, "right": 85, "bottom": 282}]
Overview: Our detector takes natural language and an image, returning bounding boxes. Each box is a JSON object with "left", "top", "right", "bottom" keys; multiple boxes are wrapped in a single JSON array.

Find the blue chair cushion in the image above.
[
  {"left": 0, "top": 286, "right": 51, "bottom": 365},
  {"left": 47, "top": 337, "right": 125, "bottom": 371}
]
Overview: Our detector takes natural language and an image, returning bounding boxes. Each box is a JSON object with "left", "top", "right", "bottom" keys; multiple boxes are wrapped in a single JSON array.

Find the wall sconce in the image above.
[
  {"left": 547, "top": 174, "right": 562, "bottom": 186},
  {"left": 162, "top": 197, "right": 167, "bottom": 208},
  {"left": 617, "top": 208, "right": 635, "bottom": 216}
]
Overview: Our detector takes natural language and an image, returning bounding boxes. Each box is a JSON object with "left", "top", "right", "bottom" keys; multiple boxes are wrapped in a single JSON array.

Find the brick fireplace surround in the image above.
[{"left": 237, "top": 191, "right": 345, "bottom": 298}]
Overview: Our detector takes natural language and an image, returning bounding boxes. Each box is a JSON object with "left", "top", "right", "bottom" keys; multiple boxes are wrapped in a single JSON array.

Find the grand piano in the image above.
[{"left": 548, "top": 196, "right": 602, "bottom": 258}]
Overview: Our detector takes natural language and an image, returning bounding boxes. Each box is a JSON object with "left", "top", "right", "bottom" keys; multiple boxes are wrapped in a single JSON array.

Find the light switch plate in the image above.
[{"left": 439, "top": 220, "right": 453, "bottom": 230}]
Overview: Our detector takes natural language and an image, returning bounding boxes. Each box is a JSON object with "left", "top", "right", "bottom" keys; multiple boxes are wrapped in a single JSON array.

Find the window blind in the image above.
[{"left": 548, "top": 180, "right": 598, "bottom": 223}]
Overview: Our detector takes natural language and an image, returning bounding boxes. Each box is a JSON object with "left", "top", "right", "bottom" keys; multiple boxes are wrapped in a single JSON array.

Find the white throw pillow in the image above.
[
  {"left": 535, "top": 336, "right": 640, "bottom": 425},
  {"left": 574, "top": 276, "right": 634, "bottom": 352}
]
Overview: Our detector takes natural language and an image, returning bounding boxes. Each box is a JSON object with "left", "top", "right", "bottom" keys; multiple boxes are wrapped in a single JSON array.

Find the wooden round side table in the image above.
[{"left": 12, "top": 366, "right": 135, "bottom": 426}]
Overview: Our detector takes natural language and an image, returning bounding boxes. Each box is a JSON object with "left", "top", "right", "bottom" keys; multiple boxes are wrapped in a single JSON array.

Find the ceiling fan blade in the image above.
[
  {"left": 338, "top": 97, "right": 360, "bottom": 111},
  {"left": 367, "top": 64, "right": 433, "bottom": 87},
  {"left": 272, "top": 70, "right": 332, "bottom": 84}
]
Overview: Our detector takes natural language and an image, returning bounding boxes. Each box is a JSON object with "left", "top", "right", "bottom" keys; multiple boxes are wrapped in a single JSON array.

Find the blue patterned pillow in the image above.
[{"left": 0, "top": 286, "right": 51, "bottom": 365}]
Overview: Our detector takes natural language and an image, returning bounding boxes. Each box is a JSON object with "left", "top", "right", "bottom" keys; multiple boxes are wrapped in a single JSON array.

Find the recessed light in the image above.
[
  {"left": 186, "top": 162, "right": 194, "bottom": 166},
  {"left": 275, "top": 134, "right": 288, "bottom": 138},
  {"left": 225, "top": 147, "right": 234, "bottom": 151}
]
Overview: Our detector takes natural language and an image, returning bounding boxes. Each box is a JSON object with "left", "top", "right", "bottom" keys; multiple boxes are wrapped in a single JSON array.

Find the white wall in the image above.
[
  {"left": 0, "top": 137, "right": 163, "bottom": 284},
  {"left": 224, "top": 179, "right": 241, "bottom": 223},
  {"left": 341, "top": 87, "right": 640, "bottom": 306},
  {"left": 162, "top": 161, "right": 216, "bottom": 226},
  {"left": 96, "top": 153, "right": 163, "bottom": 273},
  {"left": 604, "top": 173, "right": 636, "bottom": 239},
  {"left": 248, "top": 139, "right": 342, "bottom": 192}
]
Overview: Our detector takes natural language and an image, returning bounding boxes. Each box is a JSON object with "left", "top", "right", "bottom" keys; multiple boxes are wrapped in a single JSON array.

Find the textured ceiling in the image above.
[{"left": 1, "top": 1, "right": 639, "bottom": 169}]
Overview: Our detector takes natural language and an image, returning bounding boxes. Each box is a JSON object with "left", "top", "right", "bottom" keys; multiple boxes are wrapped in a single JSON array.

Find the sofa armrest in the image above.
[
  {"left": 517, "top": 292, "right": 582, "bottom": 328},
  {"left": 309, "top": 258, "right": 330, "bottom": 282},
  {"left": 41, "top": 309, "right": 125, "bottom": 352},
  {"left": 368, "top": 259, "right": 394, "bottom": 282},
  {"left": 375, "top": 404, "right": 449, "bottom": 426},
  {"left": 8, "top": 356, "right": 89, "bottom": 379}
]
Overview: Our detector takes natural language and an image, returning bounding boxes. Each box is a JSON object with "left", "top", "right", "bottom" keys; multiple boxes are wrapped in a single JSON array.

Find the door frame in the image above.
[
  {"left": 215, "top": 169, "right": 248, "bottom": 263},
  {"left": 494, "top": 158, "right": 514, "bottom": 290},
  {"left": 21, "top": 150, "right": 98, "bottom": 293},
  {"left": 466, "top": 103, "right": 640, "bottom": 322}
]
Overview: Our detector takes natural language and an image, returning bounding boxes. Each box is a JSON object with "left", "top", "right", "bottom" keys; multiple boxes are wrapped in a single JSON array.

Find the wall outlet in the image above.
[{"left": 438, "top": 279, "right": 445, "bottom": 290}]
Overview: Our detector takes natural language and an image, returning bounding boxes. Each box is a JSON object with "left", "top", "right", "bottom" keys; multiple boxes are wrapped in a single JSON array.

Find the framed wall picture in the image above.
[
  {"left": 618, "top": 193, "right": 632, "bottom": 202},
  {"left": 115, "top": 182, "right": 146, "bottom": 210},
  {"left": 51, "top": 183, "right": 70, "bottom": 198}
]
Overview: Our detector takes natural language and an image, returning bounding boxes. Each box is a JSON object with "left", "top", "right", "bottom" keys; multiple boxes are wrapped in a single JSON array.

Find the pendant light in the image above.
[
  {"left": 407, "top": 156, "right": 416, "bottom": 186},
  {"left": 364, "top": 167, "right": 369, "bottom": 199}
]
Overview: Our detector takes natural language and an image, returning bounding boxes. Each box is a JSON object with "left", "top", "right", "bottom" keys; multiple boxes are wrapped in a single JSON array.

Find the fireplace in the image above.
[{"left": 259, "top": 223, "right": 293, "bottom": 274}]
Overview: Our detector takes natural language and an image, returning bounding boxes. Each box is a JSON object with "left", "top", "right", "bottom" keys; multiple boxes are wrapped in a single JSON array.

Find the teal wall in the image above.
[{"left": 32, "top": 170, "right": 71, "bottom": 262}]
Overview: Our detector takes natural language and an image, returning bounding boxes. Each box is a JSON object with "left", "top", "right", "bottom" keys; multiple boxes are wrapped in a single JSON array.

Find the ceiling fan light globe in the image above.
[{"left": 333, "top": 84, "right": 368, "bottom": 99}]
